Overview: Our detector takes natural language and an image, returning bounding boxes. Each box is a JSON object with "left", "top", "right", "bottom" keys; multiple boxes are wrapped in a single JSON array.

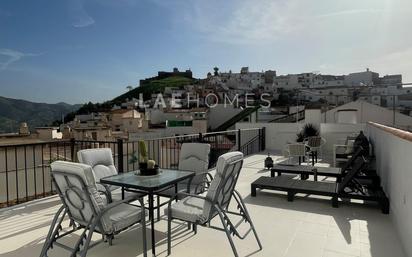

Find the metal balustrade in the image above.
[{"left": 0, "top": 128, "right": 265, "bottom": 208}]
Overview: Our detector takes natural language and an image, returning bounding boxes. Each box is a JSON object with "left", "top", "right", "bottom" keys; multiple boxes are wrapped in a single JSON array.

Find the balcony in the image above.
[{"left": 0, "top": 124, "right": 410, "bottom": 257}]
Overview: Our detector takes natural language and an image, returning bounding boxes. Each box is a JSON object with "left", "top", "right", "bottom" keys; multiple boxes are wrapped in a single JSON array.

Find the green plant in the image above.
[
  {"left": 296, "top": 123, "right": 319, "bottom": 142},
  {"left": 138, "top": 140, "right": 148, "bottom": 163},
  {"left": 129, "top": 151, "right": 138, "bottom": 164}
]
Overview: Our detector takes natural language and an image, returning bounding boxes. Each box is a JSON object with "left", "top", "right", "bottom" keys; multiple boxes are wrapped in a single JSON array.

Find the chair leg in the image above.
[
  {"left": 167, "top": 210, "right": 172, "bottom": 255},
  {"left": 234, "top": 190, "right": 263, "bottom": 250},
  {"left": 216, "top": 207, "right": 239, "bottom": 257},
  {"left": 192, "top": 224, "right": 197, "bottom": 234},
  {"left": 141, "top": 210, "right": 147, "bottom": 257},
  {"left": 107, "top": 234, "right": 114, "bottom": 246},
  {"left": 40, "top": 206, "right": 66, "bottom": 257},
  {"left": 77, "top": 218, "right": 98, "bottom": 257}
]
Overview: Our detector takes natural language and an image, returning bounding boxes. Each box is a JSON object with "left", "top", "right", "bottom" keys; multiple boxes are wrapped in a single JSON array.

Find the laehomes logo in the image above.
[{"left": 134, "top": 93, "right": 272, "bottom": 109}]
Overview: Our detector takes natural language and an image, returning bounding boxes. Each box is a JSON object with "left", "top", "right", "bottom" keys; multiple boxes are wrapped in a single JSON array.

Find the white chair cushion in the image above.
[
  {"left": 204, "top": 152, "right": 243, "bottom": 219},
  {"left": 178, "top": 143, "right": 210, "bottom": 172},
  {"left": 167, "top": 151, "right": 244, "bottom": 224},
  {"left": 102, "top": 203, "right": 144, "bottom": 234},
  {"left": 78, "top": 148, "right": 115, "bottom": 167},
  {"left": 165, "top": 196, "right": 206, "bottom": 223},
  {"left": 77, "top": 148, "right": 118, "bottom": 190},
  {"left": 51, "top": 161, "right": 106, "bottom": 225}
]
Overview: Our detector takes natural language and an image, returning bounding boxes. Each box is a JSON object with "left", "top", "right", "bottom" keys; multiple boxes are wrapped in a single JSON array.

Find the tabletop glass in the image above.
[{"left": 100, "top": 169, "right": 194, "bottom": 191}]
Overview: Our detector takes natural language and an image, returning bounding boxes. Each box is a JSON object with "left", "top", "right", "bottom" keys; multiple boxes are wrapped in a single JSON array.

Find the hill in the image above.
[
  {"left": 60, "top": 75, "right": 199, "bottom": 124},
  {"left": 112, "top": 76, "right": 197, "bottom": 104},
  {"left": 0, "top": 96, "right": 81, "bottom": 133}
]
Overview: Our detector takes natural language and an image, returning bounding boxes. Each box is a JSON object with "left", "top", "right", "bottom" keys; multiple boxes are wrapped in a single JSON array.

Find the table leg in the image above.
[
  {"left": 157, "top": 195, "right": 160, "bottom": 222},
  {"left": 175, "top": 183, "right": 178, "bottom": 202},
  {"left": 148, "top": 193, "right": 155, "bottom": 256},
  {"left": 311, "top": 152, "right": 315, "bottom": 166}
]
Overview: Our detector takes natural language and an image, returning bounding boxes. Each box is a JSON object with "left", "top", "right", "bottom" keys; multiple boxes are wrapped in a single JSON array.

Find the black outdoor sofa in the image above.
[{"left": 251, "top": 149, "right": 389, "bottom": 214}]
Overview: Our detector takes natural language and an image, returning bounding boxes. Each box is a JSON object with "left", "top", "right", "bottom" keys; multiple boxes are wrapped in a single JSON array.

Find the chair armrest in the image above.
[
  {"left": 100, "top": 194, "right": 145, "bottom": 216},
  {"left": 334, "top": 144, "right": 348, "bottom": 147},
  {"left": 336, "top": 139, "right": 347, "bottom": 145},
  {"left": 187, "top": 171, "right": 214, "bottom": 194},
  {"left": 334, "top": 144, "right": 349, "bottom": 155},
  {"left": 166, "top": 191, "right": 210, "bottom": 209},
  {"left": 97, "top": 182, "right": 113, "bottom": 204}
]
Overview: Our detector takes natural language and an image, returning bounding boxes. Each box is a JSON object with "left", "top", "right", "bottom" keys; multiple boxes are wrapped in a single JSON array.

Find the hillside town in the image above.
[{"left": 1, "top": 67, "right": 412, "bottom": 145}]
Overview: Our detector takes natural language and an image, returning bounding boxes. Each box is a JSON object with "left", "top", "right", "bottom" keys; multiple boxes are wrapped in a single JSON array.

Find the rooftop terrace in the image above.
[
  {"left": 0, "top": 151, "right": 406, "bottom": 257},
  {"left": 1, "top": 123, "right": 411, "bottom": 257}
]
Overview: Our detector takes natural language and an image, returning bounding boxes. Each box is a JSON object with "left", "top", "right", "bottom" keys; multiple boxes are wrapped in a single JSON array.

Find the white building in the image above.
[
  {"left": 344, "top": 69, "right": 380, "bottom": 87},
  {"left": 219, "top": 67, "right": 266, "bottom": 90}
]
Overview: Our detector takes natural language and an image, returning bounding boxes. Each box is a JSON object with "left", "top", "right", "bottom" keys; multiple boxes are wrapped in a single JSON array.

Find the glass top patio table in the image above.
[
  {"left": 100, "top": 169, "right": 195, "bottom": 192},
  {"left": 100, "top": 169, "right": 195, "bottom": 256}
]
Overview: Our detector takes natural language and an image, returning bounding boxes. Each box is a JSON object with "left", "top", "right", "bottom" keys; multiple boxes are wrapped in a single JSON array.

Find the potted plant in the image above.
[
  {"left": 137, "top": 140, "right": 159, "bottom": 175},
  {"left": 296, "top": 123, "right": 319, "bottom": 142}
]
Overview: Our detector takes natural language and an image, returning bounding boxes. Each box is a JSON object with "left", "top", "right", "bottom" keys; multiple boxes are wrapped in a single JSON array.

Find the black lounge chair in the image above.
[{"left": 251, "top": 156, "right": 389, "bottom": 214}]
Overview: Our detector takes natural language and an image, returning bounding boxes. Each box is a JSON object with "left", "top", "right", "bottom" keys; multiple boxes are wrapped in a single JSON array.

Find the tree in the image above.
[
  {"left": 126, "top": 85, "right": 133, "bottom": 91},
  {"left": 213, "top": 67, "right": 219, "bottom": 76}
]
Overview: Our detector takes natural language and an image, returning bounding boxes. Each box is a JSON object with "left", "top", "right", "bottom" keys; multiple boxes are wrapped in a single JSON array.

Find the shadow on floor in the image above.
[{"left": 243, "top": 190, "right": 405, "bottom": 257}]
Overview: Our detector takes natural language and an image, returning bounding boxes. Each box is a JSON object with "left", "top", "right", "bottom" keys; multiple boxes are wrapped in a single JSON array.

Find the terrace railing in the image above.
[{"left": 0, "top": 128, "right": 265, "bottom": 208}]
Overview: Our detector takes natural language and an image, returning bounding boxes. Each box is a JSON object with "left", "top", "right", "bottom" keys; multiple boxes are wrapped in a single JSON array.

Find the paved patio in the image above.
[{"left": 0, "top": 153, "right": 406, "bottom": 257}]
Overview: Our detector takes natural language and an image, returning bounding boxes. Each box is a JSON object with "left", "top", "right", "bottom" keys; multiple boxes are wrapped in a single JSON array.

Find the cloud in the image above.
[
  {"left": 161, "top": 0, "right": 404, "bottom": 46},
  {"left": 316, "top": 9, "right": 384, "bottom": 19},
  {"left": 68, "top": 0, "right": 95, "bottom": 28},
  {"left": 180, "top": 0, "right": 303, "bottom": 44},
  {"left": 0, "top": 49, "right": 42, "bottom": 70}
]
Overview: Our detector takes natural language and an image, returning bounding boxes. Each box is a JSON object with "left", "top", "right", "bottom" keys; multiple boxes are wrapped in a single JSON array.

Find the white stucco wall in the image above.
[
  {"left": 208, "top": 104, "right": 243, "bottom": 130},
  {"left": 305, "top": 109, "right": 322, "bottom": 124},
  {"left": 366, "top": 123, "right": 411, "bottom": 256},
  {"left": 236, "top": 122, "right": 304, "bottom": 151},
  {"left": 236, "top": 122, "right": 365, "bottom": 157},
  {"left": 324, "top": 101, "right": 412, "bottom": 128}
]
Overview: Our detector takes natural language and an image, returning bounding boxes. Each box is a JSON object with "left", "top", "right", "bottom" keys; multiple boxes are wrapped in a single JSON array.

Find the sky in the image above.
[{"left": 0, "top": 0, "right": 412, "bottom": 104}]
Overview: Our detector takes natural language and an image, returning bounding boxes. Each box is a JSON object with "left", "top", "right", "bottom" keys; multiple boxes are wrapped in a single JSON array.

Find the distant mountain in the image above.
[{"left": 0, "top": 96, "right": 81, "bottom": 133}]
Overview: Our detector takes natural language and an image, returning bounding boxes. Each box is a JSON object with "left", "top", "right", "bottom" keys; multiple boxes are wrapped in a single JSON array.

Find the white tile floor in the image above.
[{"left": 0, "top": 153, "right": 406, "bottom": 257}]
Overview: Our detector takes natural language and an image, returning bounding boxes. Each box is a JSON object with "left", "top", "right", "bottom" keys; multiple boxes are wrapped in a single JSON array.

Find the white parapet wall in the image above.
[
  {"left": 367, "top": 122, "right": 412, "bottom": 256},
  {"left": 236, "top": 122, "right": 365, "bottom": 157},
  {"left": 236, "top": 122, "right": 304, "bottom": 151}
]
